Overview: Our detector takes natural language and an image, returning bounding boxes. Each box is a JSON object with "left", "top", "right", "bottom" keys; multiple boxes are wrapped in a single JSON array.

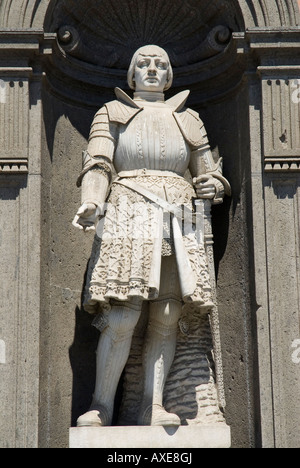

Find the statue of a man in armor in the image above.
[{"left": 73, "top": 45, "right": 230, "bottom": 427}]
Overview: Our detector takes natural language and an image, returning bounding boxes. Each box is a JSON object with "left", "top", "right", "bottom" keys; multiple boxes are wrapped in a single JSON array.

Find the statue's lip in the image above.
[{"left": 146, "top": 80, "right": 158, "bottom": 84}]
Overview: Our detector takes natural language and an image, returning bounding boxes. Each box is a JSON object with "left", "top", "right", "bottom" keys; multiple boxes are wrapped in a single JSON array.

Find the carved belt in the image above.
[
  {"left": 114, "top": 177, "right": 197, "bottom": 224},
  {"left": 117, "top": 169, "right": 183, "bottom": 178}
]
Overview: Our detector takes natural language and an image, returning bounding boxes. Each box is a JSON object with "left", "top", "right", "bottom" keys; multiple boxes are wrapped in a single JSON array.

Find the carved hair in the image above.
[{"left": 127, "top": 45, "right": 173, "bottom": 91}]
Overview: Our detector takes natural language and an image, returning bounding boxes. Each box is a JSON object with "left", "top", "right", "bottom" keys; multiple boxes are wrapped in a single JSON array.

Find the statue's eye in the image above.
[
  {"left": 138, "top": 61, "right": 148, "bottom": 68},
  {"left": 157, "top": 62, "right": 167, "bottom": 70}
]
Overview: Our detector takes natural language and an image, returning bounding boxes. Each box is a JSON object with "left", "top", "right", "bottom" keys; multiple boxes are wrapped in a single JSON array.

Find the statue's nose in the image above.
[
  {"left": 148, "top": 60, "right": 157, "bottom": 74},
  {"left": 148, "top": 66, "right": 156, "bottom": 74}
]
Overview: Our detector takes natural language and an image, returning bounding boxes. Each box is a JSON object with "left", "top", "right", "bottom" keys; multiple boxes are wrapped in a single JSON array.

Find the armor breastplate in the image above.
[{"left": 114, "top": 102, "right": 190, "bottom": 175}]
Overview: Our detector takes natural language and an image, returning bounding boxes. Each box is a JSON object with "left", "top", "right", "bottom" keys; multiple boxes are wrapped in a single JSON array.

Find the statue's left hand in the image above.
[
  {"left": 72, "top": 202, "right": 98, "bottom": 231},
  {"left": 193, "top": 175, "right": 217, "bottom": 200}
]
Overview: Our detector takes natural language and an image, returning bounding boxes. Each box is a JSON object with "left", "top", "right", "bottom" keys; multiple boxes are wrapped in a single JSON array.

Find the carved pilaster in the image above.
[
  {"left": 0, "top": 30, "right": 55, "bottom": 448},
  {"left": 244, "top": 29, "right": 300, "bottom": 173},
  {"left": 0, "top": 75, "right": 30, "bottom": 173},
  {"left": 260, "top": 69, "right": 300, "bottom": 172},
  {"left": 243, "top": 28, "right": 300, "bottom": 448},
  {"left": 0, "top": 31, "right": 55, "bottom": 175}
]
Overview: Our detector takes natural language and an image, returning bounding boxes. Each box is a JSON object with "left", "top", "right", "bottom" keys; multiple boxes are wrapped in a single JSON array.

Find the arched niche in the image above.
[
  {"left": 37, "top": 0, "right": 259, "bottom": 448},
  {"left": 0, "top": 0, "right": 50, "bottom": 28},
  {"left": 0, "top": 0, "right": 298, "bottom": 30},
  {"left": 41, "top": 0, "right": 245, "bottom": 106},
  {"left": 237, "top": 0, "right": 299, "bottom": 27}
]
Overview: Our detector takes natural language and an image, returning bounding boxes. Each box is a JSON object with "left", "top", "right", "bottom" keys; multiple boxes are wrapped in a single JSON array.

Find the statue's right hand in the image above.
[{"left": 72, "top": 202, "right": 98, "bottom": 231}]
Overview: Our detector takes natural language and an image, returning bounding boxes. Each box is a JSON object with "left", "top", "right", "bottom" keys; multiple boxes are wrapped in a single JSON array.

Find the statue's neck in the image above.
[{"left": 133, "top": 91, "right": 165, "bottom": 103}]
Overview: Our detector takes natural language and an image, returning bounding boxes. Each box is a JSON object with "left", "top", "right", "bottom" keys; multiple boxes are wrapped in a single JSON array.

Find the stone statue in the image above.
[{"left": 73, "top": 45, "right": 230, "bottom": 427}]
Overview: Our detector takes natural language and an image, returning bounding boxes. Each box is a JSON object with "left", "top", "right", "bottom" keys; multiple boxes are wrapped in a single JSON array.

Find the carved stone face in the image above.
[{"left": 134, "top": 53, "right": 169, "bottom": 93}]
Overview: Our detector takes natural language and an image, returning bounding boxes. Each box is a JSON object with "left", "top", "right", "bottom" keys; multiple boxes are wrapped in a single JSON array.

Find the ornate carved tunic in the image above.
[
  {"left": 114, "top": 102, "right": 190, "bottom": 174},
  {"left": 79, "top": 90, "right": 226, "bottom": 317}
]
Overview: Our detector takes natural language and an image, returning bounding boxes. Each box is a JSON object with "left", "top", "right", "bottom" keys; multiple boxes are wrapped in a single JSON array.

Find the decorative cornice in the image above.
[
  {"left": 264, "top": 158, "right": 300, "bottom": 173},
  {"left": 0, "top": 159, "right": 28, "bottom": 174},
  {"left": 234, "top": 28, "right": 300, "bottom": 175},
  {"left": 0, "top": 30, "right": 56, "bottom": 58},
  {"left": 0, "top": 32, "right": 55, "bottom": 177},
  {"left": 234, "top": 27, "right": 300, "bottom": 58}
]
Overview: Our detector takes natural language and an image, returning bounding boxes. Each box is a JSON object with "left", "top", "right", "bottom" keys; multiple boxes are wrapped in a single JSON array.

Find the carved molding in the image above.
[
  {"left": 237, "top": 0, "right": 299, "bottom": 27},
  {"left": 0, "top": 31, "right": 55, "bottom": 175},
  {"left": 241, "top": 29, "right": 300, "bottom": 173},
  {"left": 0, "top": 159, "right": 28, "bottom": 174},
  {"left": 264, "top": 159, "right": 300, "bottom": 173},
  {"left": 0, "top": 0, "right": 51, "bottom": 29},
  {"left": 0, "top": 78, "right": 30, "bottom": 165},
  {"left": 0, "top": 30, "right": 55, "bottom": 56},
  {"left": 262, "top": 74, "right": 300, "bottom": 170}
]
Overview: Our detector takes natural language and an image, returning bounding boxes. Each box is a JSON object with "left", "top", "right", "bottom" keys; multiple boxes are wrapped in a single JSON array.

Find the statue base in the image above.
[{"left": 69, "top": 424, "right": 231, "bottom": 449}]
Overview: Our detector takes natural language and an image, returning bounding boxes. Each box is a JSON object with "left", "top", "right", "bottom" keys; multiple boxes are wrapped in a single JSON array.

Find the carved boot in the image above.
[
  {"left": 138, "top": 299, "right": 181, "bottom": 427},
  {"left": 77, "top": 405, "right": 111, "bottom": 427},
  {"left": 76, "top": 303, "right": 141, "bottom": 427},
  {"left": 140, "top": 404, "right": 181, "bottom": 426}
]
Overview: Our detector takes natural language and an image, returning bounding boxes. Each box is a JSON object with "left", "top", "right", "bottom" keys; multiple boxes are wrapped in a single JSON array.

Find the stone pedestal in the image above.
[{"left": 69, "top": 424, "right": 231, "bottom": 449}]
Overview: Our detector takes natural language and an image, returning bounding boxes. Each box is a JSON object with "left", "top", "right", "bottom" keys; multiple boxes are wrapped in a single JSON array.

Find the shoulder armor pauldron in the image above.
[
  {"left": 105, "top": 99, "right": 142, "bottom": 125},
  {"left": 173, "top": 108, "right": 205, "bottom": 148}
]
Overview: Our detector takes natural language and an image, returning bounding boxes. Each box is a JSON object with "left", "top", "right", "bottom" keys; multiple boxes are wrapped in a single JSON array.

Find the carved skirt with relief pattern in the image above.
[{"left": 83, "top": 175, "right": 212, "bottom": 315}]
